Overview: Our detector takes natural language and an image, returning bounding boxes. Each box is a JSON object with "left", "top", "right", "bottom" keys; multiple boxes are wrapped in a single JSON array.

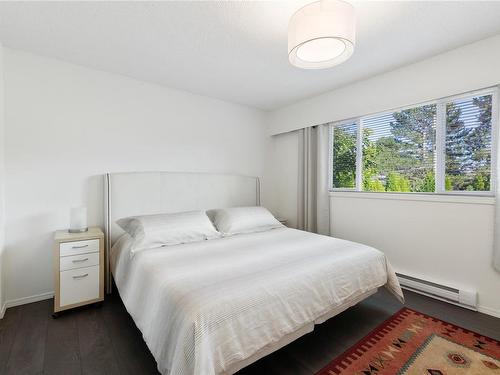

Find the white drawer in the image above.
[
  {"left": 60, "top": 252, "right": 99, "bottom": 271},
  {"left": 60, "top": 265, "right": 100, "bottom": 307},
  {"left": 60, "top": 239, "right": 99, "bottom": 257}
]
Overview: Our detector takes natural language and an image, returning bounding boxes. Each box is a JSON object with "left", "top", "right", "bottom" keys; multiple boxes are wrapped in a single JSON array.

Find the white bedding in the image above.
[{"left": 111, "top": 227, "right": 404, "bottom": 375}]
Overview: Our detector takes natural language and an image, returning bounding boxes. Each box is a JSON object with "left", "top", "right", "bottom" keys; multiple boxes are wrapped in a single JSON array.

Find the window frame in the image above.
[
  {"left": 329, "top": 118, "right": 360, "bottom": 191},
  {"left": 328, "top": 87, "right": 499, "bottom": 196}
]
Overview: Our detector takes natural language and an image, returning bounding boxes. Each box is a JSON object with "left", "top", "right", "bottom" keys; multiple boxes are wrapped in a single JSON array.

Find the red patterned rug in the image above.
[{"left": 316, "top": 307, "right": 500, "bottom": 375}]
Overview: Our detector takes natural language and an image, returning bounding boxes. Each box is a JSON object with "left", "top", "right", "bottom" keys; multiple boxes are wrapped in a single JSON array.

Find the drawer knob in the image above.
[
  {"left": 72, "top": 244, "right": 89, "bottom": 249},
  {"left": 72, "top": 258, "right": 89, "bottom": 263},
  {"left": 72, "top": 273, "right": 89, "bottom": 279}
]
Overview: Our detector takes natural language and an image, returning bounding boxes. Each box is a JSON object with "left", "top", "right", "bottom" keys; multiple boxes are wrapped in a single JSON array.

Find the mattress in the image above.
[{"left": 111, "top": 227, "right": 404, "bottom": 375}]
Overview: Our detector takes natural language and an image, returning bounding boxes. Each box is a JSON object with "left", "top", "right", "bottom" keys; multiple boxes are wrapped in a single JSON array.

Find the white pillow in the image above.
[
  {"left": 116, "top": 210, "right": 221, "bottom": 253},
  {"left": 208, "top": 206, "right": 283, "bottom": 236}
]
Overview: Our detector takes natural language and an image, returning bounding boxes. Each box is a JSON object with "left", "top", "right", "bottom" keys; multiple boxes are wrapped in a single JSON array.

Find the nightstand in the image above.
[
  {"left": 53, "top": 227, "right": 104, "bottom": 317},
  {"left": 277, "top": 217, "right": 288, "bottom": 226}
]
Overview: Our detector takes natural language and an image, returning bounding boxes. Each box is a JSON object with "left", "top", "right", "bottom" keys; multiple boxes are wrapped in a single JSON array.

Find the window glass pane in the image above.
[
  {"left": 362, "top": 105, "right": 436, "bottom": 192},
  {"left": 331, "top": 122, "right": 357, "bottom": 188},
  {"left": 445, "top": 94, "right": 492, "bottom": 191}
]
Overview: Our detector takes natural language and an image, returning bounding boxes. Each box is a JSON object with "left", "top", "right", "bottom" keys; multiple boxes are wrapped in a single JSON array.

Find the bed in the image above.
[{"left": 104, "top": 172, "right": 404, "bottom": 375}]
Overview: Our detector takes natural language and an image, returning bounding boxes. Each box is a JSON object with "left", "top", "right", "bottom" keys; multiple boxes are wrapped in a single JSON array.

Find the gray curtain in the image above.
[{"left": 297, "top": 124, "right": 330, "bottom": 235}]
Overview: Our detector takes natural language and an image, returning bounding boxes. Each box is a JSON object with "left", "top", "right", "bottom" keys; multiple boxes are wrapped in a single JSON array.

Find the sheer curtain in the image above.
[{"left": 297, "top": 124, "right": 330, "bottom": 235}]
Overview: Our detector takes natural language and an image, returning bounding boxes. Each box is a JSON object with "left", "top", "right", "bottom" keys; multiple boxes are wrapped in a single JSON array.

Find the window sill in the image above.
[{"left": 328, "top": 191, "right": 495, "bottom": 205}]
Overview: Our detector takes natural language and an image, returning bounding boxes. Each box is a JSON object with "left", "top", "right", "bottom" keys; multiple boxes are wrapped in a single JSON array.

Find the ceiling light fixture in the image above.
[{"left": 288, "top": 0, "right": 356, "bottom": 69}]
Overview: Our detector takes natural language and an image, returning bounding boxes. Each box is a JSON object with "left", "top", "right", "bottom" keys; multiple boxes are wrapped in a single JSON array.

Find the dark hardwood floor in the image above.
[{"left": 0, "top": 288, "right": 498, "bottom": 375}]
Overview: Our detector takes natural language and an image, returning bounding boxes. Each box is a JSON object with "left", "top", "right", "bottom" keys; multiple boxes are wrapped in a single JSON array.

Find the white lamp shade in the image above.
[
  {"left": 288, "top": 0, "right": 356, "bottom": 69},
  {"left": 69, "top": 207, "right": 88, "bottom": 232}
]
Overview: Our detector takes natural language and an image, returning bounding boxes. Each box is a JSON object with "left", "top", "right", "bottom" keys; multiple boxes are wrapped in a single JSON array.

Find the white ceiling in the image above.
[{"left": 0, "top": 1, "right": 500, "bottom": 110}]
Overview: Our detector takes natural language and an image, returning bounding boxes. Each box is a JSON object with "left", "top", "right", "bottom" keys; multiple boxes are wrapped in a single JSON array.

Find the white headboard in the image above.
[{"left": 103, "top": 171, "right": 260, "bottom": 291}]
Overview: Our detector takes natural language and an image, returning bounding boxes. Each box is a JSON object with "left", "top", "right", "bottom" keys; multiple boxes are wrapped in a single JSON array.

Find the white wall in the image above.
[
  {"left": 267, "top": 35, "right": 500, "bottom": 316},
  {"left": 264, "top": 130, "right": 300, "bottom": 228},
  {"left": 331, "top": 194, "right": 499, "bottom": 317},
  {"left": 2, "top": 48, "right": 267, "bottom": 304},
  {"left": 0, "top": 45, "right": 5, "bottom": 317},
  {"left": 268, "top": 34, "right": 500, "bottom": 135}
]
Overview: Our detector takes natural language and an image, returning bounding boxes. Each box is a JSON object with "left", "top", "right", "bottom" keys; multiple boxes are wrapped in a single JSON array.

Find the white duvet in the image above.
[{"left": 111, "top": 227, "right": 403, "bottom": 375}]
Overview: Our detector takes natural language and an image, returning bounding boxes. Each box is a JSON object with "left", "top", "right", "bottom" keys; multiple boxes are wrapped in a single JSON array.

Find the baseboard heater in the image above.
[{"left": 396, "top": 273, "right": 478, "bottom": 311}]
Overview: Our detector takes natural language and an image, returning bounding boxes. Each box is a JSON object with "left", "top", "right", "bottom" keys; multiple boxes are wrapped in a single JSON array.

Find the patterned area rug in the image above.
[{"left": 316, "top": 307, "right": 500, "bottom": 375}]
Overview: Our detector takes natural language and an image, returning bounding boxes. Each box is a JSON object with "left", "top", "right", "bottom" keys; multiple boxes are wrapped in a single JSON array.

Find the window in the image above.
[
  {"left": 445, "top": 95, "right": 492, "bottom": 192},
  {"left": 331, "top": 122, "right": 357, "bottom": 189},
  {"left": 362, "top": 105, "right": 436, "bottom": 192},
  {"left": 329, "top": 88, "right": 497, "bottom": 195}
]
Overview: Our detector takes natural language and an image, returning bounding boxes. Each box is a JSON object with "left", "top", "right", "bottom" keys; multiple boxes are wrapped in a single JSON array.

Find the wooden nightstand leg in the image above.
[{"left": 52, "top": 312, "right": 60, "bottom": 319}]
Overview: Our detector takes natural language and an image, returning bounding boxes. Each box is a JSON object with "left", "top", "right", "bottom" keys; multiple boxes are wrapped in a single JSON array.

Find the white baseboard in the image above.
[
  {"left": 0, "top": 291, "right": 54, "bottom": 319},
  {"left": 478, "top": 305, "right": 500, "bottom": 319},
  {"left": 0, "top": 301, "right": 6, "bottom": 319}
]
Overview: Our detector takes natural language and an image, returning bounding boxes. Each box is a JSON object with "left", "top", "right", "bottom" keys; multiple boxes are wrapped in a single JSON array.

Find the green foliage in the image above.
[
  {"left": 386, "top": 172, "right": 411, "bottom": 192},
  {"left": 473, "top": 174, "right": 485, "bottom": 191},
  {"left": 445, "top": 96, "right": 491, "bottom": 191},
  {"left": 417, "top": 172, "right": 435, "bottom": 193},
  {"left": 391, "top": 105, "right": 436, "bottom": 169},
  {"left": 364, "top": 176, "right": 385, "bottom": 192},
  {"left": 445, "top": 176, "right": 453, "bottom": 191},
  {"left": 332, "top": 127, "right": 356, "bottom": 188},
  {"left": 360, "top": 105, "right": 436, "bottom": 192}
]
